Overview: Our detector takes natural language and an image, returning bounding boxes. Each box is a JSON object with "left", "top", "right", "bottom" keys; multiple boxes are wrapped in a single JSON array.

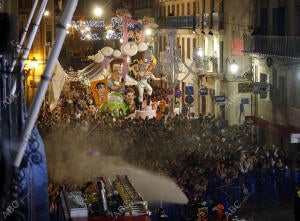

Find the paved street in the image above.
[{"left": 234, "top": 195, "right": 295, "bottom": 221}]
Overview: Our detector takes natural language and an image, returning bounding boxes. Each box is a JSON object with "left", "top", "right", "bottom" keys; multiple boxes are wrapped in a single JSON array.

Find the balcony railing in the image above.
[
  {"left": 243, "top": 35, "right": 300, "bottom": 58},
  {"left": 157, "top": 15, "right": 195, "bottom": 29},
  {"left": 157, "top": 13, "right": 223, "bottom": 30}
]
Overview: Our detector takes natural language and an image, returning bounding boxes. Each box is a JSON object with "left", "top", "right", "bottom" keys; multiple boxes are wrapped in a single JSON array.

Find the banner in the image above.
[
  {"left": 91, "top": 78, "right": 108, "bottom": 106},
  {"left": 48, "top": 61, "right": 67, "bottom": 111},
  {"left": 232, "top": 39, "right": 244, "bottom": 55}
]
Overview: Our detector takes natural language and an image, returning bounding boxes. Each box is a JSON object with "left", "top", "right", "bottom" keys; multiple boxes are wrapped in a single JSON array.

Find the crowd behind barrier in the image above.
[
  {"left": 42, "top": 86, "right": 300, "bottom": 221},
  {"left": 152, "top": 169, "right": 300, "bottom": 221}
]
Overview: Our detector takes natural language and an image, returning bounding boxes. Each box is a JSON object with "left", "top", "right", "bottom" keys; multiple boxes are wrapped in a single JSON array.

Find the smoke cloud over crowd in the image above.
[{"left": 41, "top": 125, "right": 188, "bottom": 204}]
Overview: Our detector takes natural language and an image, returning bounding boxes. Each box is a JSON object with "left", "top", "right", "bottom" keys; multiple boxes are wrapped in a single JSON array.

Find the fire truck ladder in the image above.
[{"left": 114, "top": 175, "right": 148, "bottom": 216}]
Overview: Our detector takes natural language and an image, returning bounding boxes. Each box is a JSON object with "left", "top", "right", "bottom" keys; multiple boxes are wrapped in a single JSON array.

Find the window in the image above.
[
  {"left": 278, "top": 76, "right": 286, "bottom": 105},
  {"left": 193, "top": 38, "right": 197, "bottom": 54},
  {"left": 46, "top": 29, "right": 52, "bottom": 44},
  {"left": 160, "top": 6, "right": 163, "bottom": 17},
  {"left": 294, "top": 73, "right": 300, "bottom": 108},
  {"left": 296, "top": 8, "right": 300, "bottom": 35},
  {"left": 260, "top": 8, "right": 268, "bottom": 35},
  {"left": 187, "top": 38, "right": 190, "bottom": 59},
  {"left": 210, "top": 0, "right": 215, "bottom": 13},
  {"left": 18, "top": 0, "right": 23, "bottom": 8},
  {"left": 260, "top": 73, "right": 268, "bottom": 99},
  {"left": 181, "top": 3, "right": 185, "bottom": 15},
  {"left": 291, "top": 74, "right": 300, "bottom": 108},
  {"left": 187, "top": 2, "right": 190, "bottom": 15},
  {"left": 220, "top": 41, "right": 223, "bottom": 73},
  {"left": 203, "top": 13, "right": 209, "bottom": 29},
  {"left": 182, "top": 38, "right": 185, "bottom": 61},
  {"left": 201, "top": 95, "right": 206, "bottom": 114},
  {"left": 272, "top": 7, "right": 285, "bottom": 36},
  {"left": 212, "top": 13, "right": 219, "bottom": 29},
  {"left": 159, "top": 35, "right": 162, "bottom": 52},
  {"left": 271, "top": 69, "right": 277, "bottom": 101}
]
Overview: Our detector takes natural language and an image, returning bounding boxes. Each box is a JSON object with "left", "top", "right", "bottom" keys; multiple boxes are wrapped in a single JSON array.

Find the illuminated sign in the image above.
[
  {"left": 71, "top": 20, "right": 105, "bottom": 30},
  {"left": 70, "top": 17, "right": 138, "bottom": 41},
  {"left": 291, "top": 134, "right": 300, "bottom": 143},
  {"left": 215, "top": 95, "right": 225, "bottom": 103},
  {"left": 199, "top": 87, "right": 208, "bottom": 95}
]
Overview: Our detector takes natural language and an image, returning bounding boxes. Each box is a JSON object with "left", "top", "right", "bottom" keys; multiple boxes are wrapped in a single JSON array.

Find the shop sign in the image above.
[
  {"left": 291, "top": 134, "right": 300, "bottom": 143},
  {"left": 215, "top": 95, "right": 225, "bottom": 103},
  {"left": 199, "top": 87, "right": 208, "bottom": 95}
]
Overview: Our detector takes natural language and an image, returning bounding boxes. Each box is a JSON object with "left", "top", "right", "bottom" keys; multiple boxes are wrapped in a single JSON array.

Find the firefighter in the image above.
[
  {"left": 196, "top": 211, "right": 208, "bottom": 221},
  {"left": 215, "top": 204, "right": 229, "bottom": 221}
]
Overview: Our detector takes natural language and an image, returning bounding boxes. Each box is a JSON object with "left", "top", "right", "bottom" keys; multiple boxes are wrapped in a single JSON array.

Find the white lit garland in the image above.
[{"left": 67, "top": 16, "right": 135, "bottom": 41}]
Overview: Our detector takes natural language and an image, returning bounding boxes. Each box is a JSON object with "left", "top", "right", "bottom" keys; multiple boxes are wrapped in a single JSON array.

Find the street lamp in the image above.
[
  {"left": 229, "top": 60, "right": 239, "bottom": 74},
  {"left": 145, "top": 28, "right": 152, "bottom": 36},
  {"left": 24, "top": 57, "right": 38, "bottom": 104},
  {"left": 28, "top": 57, "right": 38, "bottom": 88},
  {"left": 43, "top": 9, "right": 53, "bottom": 60},
  {"left": 43, "top": 10, "right": 50, "bottom": 17},
  {"left": 93, "top": 7, "right": 103, "bottom": 17},
  {"left": 196, "top": 47, "right": 204, "bottom": 58},
  {"left": 29, "top": 57, "right": 38, "bottom": 69}
]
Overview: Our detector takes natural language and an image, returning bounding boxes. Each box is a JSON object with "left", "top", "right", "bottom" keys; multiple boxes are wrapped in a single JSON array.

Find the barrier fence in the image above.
[{"left": 151, "top": 169, "right": 300, "bottom": 221}]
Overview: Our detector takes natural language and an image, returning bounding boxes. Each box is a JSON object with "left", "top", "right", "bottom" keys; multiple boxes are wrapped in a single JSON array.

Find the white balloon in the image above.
[
  {"left": 87, "top": 55, "right": 95, "bottom": 60},
  {"left": 121, "top": 42, "right": 138, "bottom": 56},
  {"left": 138, "top": 42, "right": 148, "bottom": 52},
  {"left": 101, "top": 47, "right": 114, "bottom": 57},
  {"left": 113, "top": 50, "right": 122, "bottom": 58},
  {"left": 152, "top": 23, "right": 159, "bottom": 28},
  {"left": 94, "top": 53, "right": 104, "bottom": 63}
]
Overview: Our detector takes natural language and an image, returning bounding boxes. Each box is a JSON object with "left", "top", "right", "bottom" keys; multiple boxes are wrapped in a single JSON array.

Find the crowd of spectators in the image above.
[{"left": 42, "top": 84, "right": 300, "bottom": 220}]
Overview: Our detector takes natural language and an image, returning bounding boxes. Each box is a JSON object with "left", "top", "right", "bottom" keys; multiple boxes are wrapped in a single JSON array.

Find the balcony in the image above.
[
  {"left": 134, "top": 0, "right": 153, "bottom": 10},
  {"left": 243, "top": 35, "right": 300, "bottom": 58},
  {"left": 157, "top": 13, "right": 223, "bottom": 30},
  {"left": 203, "top": 12, "right": 224, "bottom": 30},
  {"left": 157, "top": 15, "right": 195, "bottom": 29}
]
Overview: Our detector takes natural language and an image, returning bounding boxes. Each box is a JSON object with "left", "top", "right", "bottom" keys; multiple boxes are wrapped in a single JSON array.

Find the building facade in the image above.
[
  {"left": 154, "top": 0, "right": 224, "bottom": 116},
  {"left": 243, "top": 0, "right": 300, "bottom": 151},
  {"left": 137, "top": 0, "right": 300, "bottom": 151},
  {"left": 13, "top": 0, "right": 300, "bottom": 150},
  {"left": 153, "top": 0, "right": 254, "bottom": 121}
]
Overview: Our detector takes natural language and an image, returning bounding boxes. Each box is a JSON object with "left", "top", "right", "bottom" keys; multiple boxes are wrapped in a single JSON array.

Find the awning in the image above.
[{"left": 245, "top": 115, "right": 300, "bottom": 138}]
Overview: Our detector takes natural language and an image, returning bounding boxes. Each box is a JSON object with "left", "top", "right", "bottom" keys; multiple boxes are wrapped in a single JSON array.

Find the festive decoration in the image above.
[{"left": 91, "top": 78, "right": 108, "bottom": 106}]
